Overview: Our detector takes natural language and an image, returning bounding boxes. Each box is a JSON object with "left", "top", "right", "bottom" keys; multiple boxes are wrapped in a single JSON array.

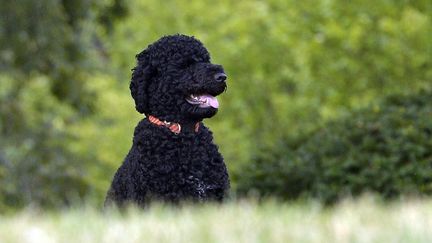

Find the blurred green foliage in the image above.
[
  {"left": 0, "top": 0, "right": 129, "bottom": 211},
  {"left": 0, "top": 0, "right": 431, "bottom": 210},
  {"left": 237, "top": 88, "right": 432, "bottom": 203}
]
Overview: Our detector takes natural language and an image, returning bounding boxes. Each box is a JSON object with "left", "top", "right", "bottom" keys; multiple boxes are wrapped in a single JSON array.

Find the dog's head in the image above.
[{"left": 130, "top": 34, "right": 227, "bottom": 122}]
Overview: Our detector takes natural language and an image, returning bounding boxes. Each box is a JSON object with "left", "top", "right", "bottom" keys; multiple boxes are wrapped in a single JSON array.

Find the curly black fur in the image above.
[{"left": 105, "top": 34, "right": 230, "bottom": 207}]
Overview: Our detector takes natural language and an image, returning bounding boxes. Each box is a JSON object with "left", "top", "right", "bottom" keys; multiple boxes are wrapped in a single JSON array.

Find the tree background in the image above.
[{"left": 0, "top": 0, "right": 431, "bottom": 211}]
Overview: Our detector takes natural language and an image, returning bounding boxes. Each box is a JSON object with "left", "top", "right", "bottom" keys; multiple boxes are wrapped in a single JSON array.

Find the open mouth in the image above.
[{"left": 186, "top": 94, "right": 219, "bottom": 109}]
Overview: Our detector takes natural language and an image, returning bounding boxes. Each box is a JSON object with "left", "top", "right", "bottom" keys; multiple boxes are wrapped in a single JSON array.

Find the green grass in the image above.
[{"left": 1, "top": 197, "right": 432, "bottom": 243}]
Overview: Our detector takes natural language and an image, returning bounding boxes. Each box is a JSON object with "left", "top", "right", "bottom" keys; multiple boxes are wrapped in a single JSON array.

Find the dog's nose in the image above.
[{"left": 214, "top": 73, "right": 227, "bottom": 82}]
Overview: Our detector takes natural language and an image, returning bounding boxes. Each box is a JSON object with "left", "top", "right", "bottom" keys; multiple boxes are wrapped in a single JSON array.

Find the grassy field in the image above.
[{"left": 1, "top": 197, "right": 432, "bottom": 243}]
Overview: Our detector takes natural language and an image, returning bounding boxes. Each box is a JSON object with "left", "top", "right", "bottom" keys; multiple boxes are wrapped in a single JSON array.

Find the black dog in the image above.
[{"left": 105, "top": 34, "right": 230, "bottom": 207}]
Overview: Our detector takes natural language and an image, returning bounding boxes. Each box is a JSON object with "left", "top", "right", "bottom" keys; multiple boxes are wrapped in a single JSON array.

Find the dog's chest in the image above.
[
  {"left": 174, "top": 141, "right": 217, "bottom": 197},
  {"left": 143, "top": 136, "right": 221, "bottom": 199}
]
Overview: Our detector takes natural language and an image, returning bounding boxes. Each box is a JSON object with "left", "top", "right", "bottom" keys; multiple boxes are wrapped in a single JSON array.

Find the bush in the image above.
[
  {"left": 0, "top": 75, "right": 93, "bottom": 211},
  {"left": 237, "top": 88, "right": 432, "bottom": 203},
  {"left": 0, "top": 0, "right": 128, "bottom": 210}
]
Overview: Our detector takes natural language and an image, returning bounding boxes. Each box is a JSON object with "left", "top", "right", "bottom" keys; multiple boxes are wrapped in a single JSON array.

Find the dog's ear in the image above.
[{"left": 130, "top": 49, "right": 154, "bottom": 114}]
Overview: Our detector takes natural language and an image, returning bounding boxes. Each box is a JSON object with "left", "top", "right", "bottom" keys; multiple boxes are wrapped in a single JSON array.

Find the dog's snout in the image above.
[{"left": 214, "top": 72, "right": 227, "bottom": 82}]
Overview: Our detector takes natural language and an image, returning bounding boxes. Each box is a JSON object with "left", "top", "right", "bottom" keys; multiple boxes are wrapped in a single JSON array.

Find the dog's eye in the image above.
[
  {"left": 181, "top": 63, "right": 190, "bottom": 69},
  {"left": 182, "top": 60, "right": 196, "bottom": 69}
]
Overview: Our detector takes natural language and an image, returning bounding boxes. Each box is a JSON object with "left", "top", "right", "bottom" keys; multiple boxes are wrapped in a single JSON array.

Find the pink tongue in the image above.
[{"left": 200, "top": 95, "right": 219, "bottom": 108}]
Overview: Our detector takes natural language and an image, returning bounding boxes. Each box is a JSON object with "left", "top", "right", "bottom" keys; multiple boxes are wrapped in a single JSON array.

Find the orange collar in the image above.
[{"left": 148, "top": 115, "right": 199, "bottom": 135}]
